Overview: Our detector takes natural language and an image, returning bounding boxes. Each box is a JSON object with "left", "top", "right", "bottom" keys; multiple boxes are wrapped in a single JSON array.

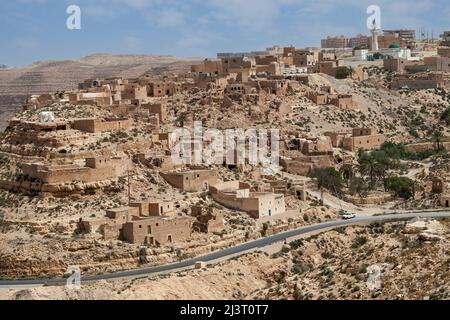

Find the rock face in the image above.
[{"left": 0, "top": 95, "right": 28, "bottom": 131}]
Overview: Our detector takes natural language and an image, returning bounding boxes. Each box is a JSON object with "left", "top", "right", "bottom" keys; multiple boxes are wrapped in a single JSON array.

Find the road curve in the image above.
[{"left": 1, "top": 211, "right": 449, "bottom": 287}]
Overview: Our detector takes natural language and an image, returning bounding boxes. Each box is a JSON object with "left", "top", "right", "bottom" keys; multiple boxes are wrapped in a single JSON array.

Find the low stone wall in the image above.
[
  {"left": 343, "top": 193, "right": 393, "bottom": 206},
  {"left": 405, "top": 142, "right": 450, "bottom": 153},
  {"left": 0, "top": 178, "right": 115, "bottom": 197}
]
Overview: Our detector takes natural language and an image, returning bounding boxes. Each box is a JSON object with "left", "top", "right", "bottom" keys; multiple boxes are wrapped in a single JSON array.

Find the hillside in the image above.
[
  {"left": 0, "top": 54, "right": 200, "bottom": 130},
  {"left": 2, "top": 219, "right": 448, "bottom": 300}
]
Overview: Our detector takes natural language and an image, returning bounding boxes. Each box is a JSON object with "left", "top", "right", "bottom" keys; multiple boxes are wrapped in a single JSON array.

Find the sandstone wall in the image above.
[{"left": 123, "top": 217, "right": 192, "bottom": 245}]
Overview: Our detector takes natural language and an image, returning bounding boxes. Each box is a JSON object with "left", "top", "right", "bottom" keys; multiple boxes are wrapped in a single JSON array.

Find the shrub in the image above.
[
  {"left": 352, "top": 236, "right": 368, "bottom": 248},
  {"left": 292, "top": 263, "right": 310, "bottom": 274},
  {"left": 389, "top": 176, "right": 415, "bottom": 199},
  {"left": 336, "top": 67, "right": 353, "bottom": 79}
]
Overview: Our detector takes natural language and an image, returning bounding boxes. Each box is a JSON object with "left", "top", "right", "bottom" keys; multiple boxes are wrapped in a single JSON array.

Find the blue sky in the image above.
[{"left": 1, "top": 0, "right": 449, "bottom": 67}]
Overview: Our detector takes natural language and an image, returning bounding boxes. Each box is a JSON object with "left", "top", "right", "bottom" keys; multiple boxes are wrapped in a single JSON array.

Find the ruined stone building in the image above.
[
  {"left": 160, "top": 169, "right": 219, "bottom": 192},
  {"left": 141, "top": 102, "right": 167, "bottom": 122},
  {"left": 79, "top": 203, "right": 193, "bottom": 245},
  {"left": 130, "top": 201, "right": 176, "bottom": 217},
  {"left": 257, "top": 175, "right": 308, "bottom": 201},
  {"left": 148, "top": 81, "right": 180, "bottom": 97},
  {"left": 390, "top": 73, "right": 450, "bottom": 90},
  {"left": 9, "top": 156, "right": 131, "bottom": 196},
  {"left": 210, "top": 181, "right": 286, "bottom": 219},
  {"left": 191, "top": 206, "right": 225, "bottom": 233},
  {"left": 329, "top": 94, "right": 357, "bottom": 110},
  {"left": 324, "top": 128, "right": 385, "bottom": 152},
  {"left": 280, "top": 136, "right": 334, "bottom": 176},
  {"left": 72, "top": 118, "right": 132, "bottom": 133},
  {"left": 123, "top": 216, "right": 192, "bottom": 245}
]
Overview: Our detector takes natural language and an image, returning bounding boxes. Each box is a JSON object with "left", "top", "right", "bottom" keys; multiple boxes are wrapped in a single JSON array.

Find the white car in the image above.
[{"left": 342, "top": 213, "right": 356, "bottom": 220}]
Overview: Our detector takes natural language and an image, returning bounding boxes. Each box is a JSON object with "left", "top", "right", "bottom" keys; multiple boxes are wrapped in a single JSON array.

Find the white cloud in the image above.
[
  {"left": 206, "top": 0, "right": 286, "bottom": 30},
  {"left": 175, "top": 29, "right": 222, "bottom": 57},
  {"left": 157, "top": 8, "right": 185, "bottom": 27},
  {"left": 84, "top": 5, "right": 118, "bottom": 18},
  {"left": 123, "top": 34, "right": 142, "bottom": 49},
  {"left": 15, "top": 37, "right": 40, "bottom": 50}
]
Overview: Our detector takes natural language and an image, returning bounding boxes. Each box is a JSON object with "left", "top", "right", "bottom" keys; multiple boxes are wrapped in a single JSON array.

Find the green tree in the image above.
[
  {"left": 335, "top": 67, "right": 353, "bottom": 79},
  {"left": 389, "top": 176, "right": 415, "bottom": 200},
  {"left": 339, "top": 163, "right": 355, "bottom": 188},
  {"left": 357, "top": 150, "right": 391, "bottom": 189},
  {"left": 349, "top": 177, "right": 369, "bottom": 197},
  {"left": 441, "top": 107, "right": 450, "bottom": 125},
  {"left": 380, "top": 141, "right": 409, "bottom": 160},
  {"left": 431, "top": 130, "right": 444, "bottom": 151},
  {"left": 309, "top": 167, "right": 343, "bottom": 196}
]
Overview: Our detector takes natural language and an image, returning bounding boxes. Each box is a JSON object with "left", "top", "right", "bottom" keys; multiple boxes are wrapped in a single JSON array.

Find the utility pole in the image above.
[
  {"left": 127, "top": 168, "right": 131, "bottom": 204},
  {"left": 320, "top": 186, "right": 324, "bottom": 206}
]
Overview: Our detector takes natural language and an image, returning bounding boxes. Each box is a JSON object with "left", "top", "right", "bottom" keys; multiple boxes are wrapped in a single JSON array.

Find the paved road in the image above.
[{"left": 1, "top": 211, "right": 449, "bottom": 287}]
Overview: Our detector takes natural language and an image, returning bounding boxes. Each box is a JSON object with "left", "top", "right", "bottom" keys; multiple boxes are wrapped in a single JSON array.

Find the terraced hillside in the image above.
[{"left": 0, "top": 54, "right": 199, "bottom": 130}]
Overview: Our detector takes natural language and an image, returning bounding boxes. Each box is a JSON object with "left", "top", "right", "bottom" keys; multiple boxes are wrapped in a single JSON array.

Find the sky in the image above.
[{"left": 0, "top": 0, "right": 449, "bottom": 67}]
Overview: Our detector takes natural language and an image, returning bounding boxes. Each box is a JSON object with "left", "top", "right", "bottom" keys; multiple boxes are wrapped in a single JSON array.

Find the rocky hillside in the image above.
[
  {"left": 0, "top": 54, "right": 199, "bottom": 130},
  {"left": 2, "top": 219, "right": 448, "bottom": 300}
]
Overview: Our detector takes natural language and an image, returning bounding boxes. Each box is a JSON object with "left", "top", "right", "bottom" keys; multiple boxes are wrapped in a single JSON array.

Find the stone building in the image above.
[
  {"left": 438, "top": 47, "right": 450, "bottom": 58},
  {"left": 280, "top": 155, "right": 333, "bottom": 176},
  {"left": 423, "top": 56, "right": 450, "bottom": 72},
  {"left": 78, "top": 206, "right": 139, "bottom": 240},
  {"left": 292, "top": 50, "right": 317, "bottom": 67},
  {"left": 221, "top": 56, "right": 254, "bottom": 73},
  {"left": 308, "top": 92, "right": 328, "bottom": 105},
  {"left": 120, "top": 83, "right": 148, "bottom": 101},
  {"left": 384, "top": 58, "right": 407, "bottom": 72},
  {"left": 258, "top": 80, "right": 288, "bottom": 95},
  {"left": 148, "top": 81, "right": 180, "bottom": 97},
  {"left": 72, "top": 118, "right": 132, "bottom": 133},
  {"left": 123, "top": 216, "right": 192, "bottom": 245},
  {"left": 210, "top": 181, "right": 286, "bottom": 219},
  {"left": 391, "top": 73, "right": 450, "bottom": 90},
  {"left": 329, "top": 94, "right": 357, "bottom": 110},
  {"left": 441, "top": 194, "right": 450, "bottom": 208},
  {"left": 141, "top": 103, "right": 167, "bottom": 122},
  {"left": 160, "top": 169, "right": 219, "bottom": 192},
  {"left": 258, "top": 175, "right": 308, "bottom": 201},
  {"left": 321, "top": 34, "right": 369, "bottom": 49},
  {"left": 191, "top": 59, "right": 224, "bottom": 74},
  {"left": 11, "top": 156, "right": 131, "bottom": 196},
  {"left": 68, "top": 90, "right": 113, "bottom": 106},
  {"left": 441, "top": 31, "right": 450, "bottom": 47},
  {"left": 79, "top": 203, "right": 193, "bottom": 245},
  {"left": 129, "top": 201, "right": 176, "bottom": 217},
  {"left": 299, "top": 137, "right": 334, "bottom": 156},
  {"left": 432, "top": 177, "right": 450, "bottom": 208},
  {"left": 191, "top": 206, "right": 225, "bottom": 233},
  {"left": 343, "top": 128, "right": 386, "bottom": 152}
]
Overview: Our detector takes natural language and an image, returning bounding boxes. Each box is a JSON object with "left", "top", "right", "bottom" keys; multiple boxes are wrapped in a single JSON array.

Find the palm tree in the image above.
[
  {"left": 432, "top": 130, "right": 444, "bottom": 151},
  {"left": 358, "top": 152, "right": 378, "bottom": 187},
  {"left": 358, "top": 151, "right": 388, "bottom": 189},
  {"left": 340, "top": 163, "right": 355, "bottom": 188}
]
